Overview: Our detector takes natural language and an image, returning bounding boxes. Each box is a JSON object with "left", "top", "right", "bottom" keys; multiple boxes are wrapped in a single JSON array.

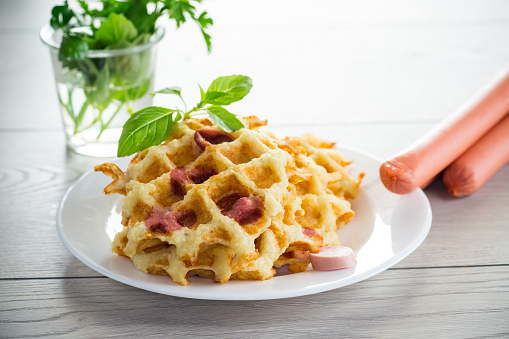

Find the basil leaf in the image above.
[
  {"left": 204, "top": 91, "right": 229, "bottom": 102},
  {"left": 205, "top": 105, "right": 244, "bottom": 133},
  {"left": 59, "top": 35, "right": 88, "bottom": 61},
  {"left": 151, "top": 86, "right": 187, "bottom": 111},
  {"left": 174, "top": 111, "right": 182, "bottom": 123},
  {"left": 151, "top": 87, "right": 182, "bottom": 97},
  {"left": 205, "top": 75, "right": 252, "bottom": 105},
  {"left": 117, "top": 106, "right": 176, "bottom": 157},
  {"left": 95, "top": 13, "right": 138, "bottom": 47},
  {"left": 197, "top": 84, "right": 206, "bottom": 108}
]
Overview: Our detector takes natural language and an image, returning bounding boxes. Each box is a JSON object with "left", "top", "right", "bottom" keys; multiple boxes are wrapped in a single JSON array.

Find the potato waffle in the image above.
[{"left": 95, "top": 116, "right": 363, "bottom": 285}]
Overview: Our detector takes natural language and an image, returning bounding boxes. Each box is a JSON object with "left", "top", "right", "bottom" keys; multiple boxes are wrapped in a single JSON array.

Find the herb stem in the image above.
[
  {"left": 190, "top": 111, "right": 208, "bottom": 116},
  {"left": 97, "top": 102, "right": 124, "bottom": 139},
  {"left": 74, "top": 100, "right": 90, "bottom": 134},
  {"left": 124, "top": 88, "right": 133, "bottom": 113},
  {"left": 66, "top": 87, "right": 75, "bottom": 120},
  {"left": 184, "top": 106, "right": 200, "bottom": 119},
  {"left": 59, "top": 87, "right": 83, "bottom": 132},
  {"left": 76, "top": 108, "right": 102, "bottom": 134},
  {"left": 58, "top": 94, "right": 72, "bottom": 122},
  {"left": 182, "top": 99, "right": 188, "bottom": 113}
]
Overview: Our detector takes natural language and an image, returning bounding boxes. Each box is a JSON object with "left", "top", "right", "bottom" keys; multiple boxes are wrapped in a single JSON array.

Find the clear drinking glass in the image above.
[{"left": 40, "top": 25, "right": 164, "bottom": 157}]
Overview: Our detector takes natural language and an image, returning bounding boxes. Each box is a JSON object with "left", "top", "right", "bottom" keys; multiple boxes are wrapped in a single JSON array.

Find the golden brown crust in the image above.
[
  {"left": 94, "top": 163, "right": 127, "bottom": 195},
  {"left": 97, "top": 116, "right": 362, "bottom": 285}
]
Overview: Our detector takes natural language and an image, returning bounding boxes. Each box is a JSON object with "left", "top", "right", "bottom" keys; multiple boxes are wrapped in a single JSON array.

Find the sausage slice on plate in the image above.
[{"left": 309, "top": 246, "right": 357, "bottom": 271}]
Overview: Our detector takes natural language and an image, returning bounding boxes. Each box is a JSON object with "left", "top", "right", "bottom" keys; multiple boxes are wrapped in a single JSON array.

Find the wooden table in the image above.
[{"left": 1, "top": 0, "right": 508, "bottom": 337}]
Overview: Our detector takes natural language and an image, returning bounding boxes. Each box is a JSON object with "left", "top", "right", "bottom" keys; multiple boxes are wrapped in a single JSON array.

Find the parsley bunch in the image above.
[
  {"left": 51, "top": 0, "right": 213, "bottom": 60},
  {"left": 47, "top": 0, "right": 213, "bottom": 139}
]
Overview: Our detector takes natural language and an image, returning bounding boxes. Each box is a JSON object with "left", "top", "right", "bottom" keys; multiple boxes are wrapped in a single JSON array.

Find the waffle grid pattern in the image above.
[{"left": 95, "top": 117, "right": 362, "bottom": 285}]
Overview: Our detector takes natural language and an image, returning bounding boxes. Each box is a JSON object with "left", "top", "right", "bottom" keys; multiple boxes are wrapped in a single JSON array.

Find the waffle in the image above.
[{"left": 95, "top": 116, "right": 363, "bottom": 285}]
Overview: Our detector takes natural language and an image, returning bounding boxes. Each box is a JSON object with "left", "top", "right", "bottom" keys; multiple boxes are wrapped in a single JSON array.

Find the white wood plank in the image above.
[
  {"left": 0, "top": 131, "right": 107, "bottom": 279},
  {"left": 1, "top": 266, "right": 508, "bottom": 338},
  {"left": 2, "top": 1, "right": 509, "bottom": 129},
  {"left": 4, "top": 0, "right": 509, "bottom": 31}
]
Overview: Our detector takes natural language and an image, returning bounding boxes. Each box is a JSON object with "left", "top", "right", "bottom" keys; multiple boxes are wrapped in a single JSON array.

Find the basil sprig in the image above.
[{"left": 117, "top": 75, "right": 252, "bottom": 157}]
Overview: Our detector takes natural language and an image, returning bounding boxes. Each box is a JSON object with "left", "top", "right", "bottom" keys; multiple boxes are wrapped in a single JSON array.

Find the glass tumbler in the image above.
[{"left": 40, "top": 25, "right": 164, "bottom": 157}]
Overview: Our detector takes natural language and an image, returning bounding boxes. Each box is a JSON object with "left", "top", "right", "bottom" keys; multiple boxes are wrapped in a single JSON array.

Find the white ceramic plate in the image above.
[{"left": 57, "top": 146, "right": 432, "bottom": 300}]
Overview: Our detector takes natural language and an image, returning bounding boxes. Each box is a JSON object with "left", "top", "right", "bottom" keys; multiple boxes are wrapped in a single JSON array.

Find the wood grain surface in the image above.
[
  {"left": 1, "top": 0, "right": 509, "bottom": 337},
  {"left": 1, "top": 267, "right": 508, "bottom": 338}
]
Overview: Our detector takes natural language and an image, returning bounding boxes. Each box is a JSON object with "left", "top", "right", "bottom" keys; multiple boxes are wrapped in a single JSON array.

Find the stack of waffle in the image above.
[{"left": 95, "top": 117, "right": 363, "bottom": 285}]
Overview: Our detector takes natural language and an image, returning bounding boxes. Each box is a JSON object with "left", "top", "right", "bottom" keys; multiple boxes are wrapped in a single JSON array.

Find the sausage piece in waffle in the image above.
[{"left": 95, "top": 117, "right": 362, "bottom": 285}]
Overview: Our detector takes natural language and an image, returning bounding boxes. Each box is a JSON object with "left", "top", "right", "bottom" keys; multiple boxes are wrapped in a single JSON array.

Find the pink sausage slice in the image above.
[
  {"left": 194, "top": 128, "right": 235, "bottom": 150},
  {"left": 309, "top": 246, "right": 357, "bottom": 271}
]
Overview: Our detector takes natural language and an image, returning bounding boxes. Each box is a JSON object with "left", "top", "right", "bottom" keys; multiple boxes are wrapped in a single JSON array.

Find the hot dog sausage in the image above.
[
  {"left": 443, "top": 114, "right": 509, "bottom": 197},
  {"left": 380, "top": 69, "right": 509, "bottom": 194}
]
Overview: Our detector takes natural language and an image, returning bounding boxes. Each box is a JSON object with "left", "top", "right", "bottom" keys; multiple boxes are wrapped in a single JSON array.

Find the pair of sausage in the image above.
[
  {"left": 442, "top": 114, "right": 509, "bottom": 197},
  {"left": 380, "top": 69, "right": 509, "bottom": 196}
]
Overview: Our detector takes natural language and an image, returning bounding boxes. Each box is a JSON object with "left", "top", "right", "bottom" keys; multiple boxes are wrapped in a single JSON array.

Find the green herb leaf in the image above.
[
  {"left": 84, "top": 65, "right": 113, "bottom": 111},
  {"left": 95, "top": 12, "right": 138, "bottom": 47},
  {"left": 196, "top": 11, "right": 213, "bottom": 52},
  {"left": 197, "top": 11, "right": 213, "bottom": 29},
  {"left": 151, "top": 86, "right": 187, "bottom": 111},
  {"left": 174, "top": 111, "right": 182, "bottom": 123},
  {"left": 204, "top": 91, "right": 229, "bottom": 102},
  {"left": 200, "top": 29, "right": 212, "bottom": 53},
  {"left": 205, "top": 105, "right": 244, "bottom": 133},
  {"left": 151, "top": 87, "right": 182, "bottom": 97},
  {"left": 59, "top": 35, "right": 89, "bottom": 61},
  {"left": 114, "top": 77, "right": 152, "bottom": 103},
  {"left": 125, "top": 1, "right": 157, "bottom": 34},
  {"left": 198, "top": 84, "right": 206, "bottom": 108},
  {"left": 205, "top": 75, "right": 253, "bottom": 105},
  {"left": 50, "top": 2, "right": 74, "bottom": 29},
  {"left": 117, "top": 106, "right": 176, "bottom": 157},
  {"left": 165, "top": 0, "right": 196, "bottom": 27}
]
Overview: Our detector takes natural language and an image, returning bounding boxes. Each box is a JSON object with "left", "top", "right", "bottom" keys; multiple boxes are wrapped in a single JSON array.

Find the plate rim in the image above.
[{"left": 56, "top": 144, "right": 432, "bottom": 300}]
